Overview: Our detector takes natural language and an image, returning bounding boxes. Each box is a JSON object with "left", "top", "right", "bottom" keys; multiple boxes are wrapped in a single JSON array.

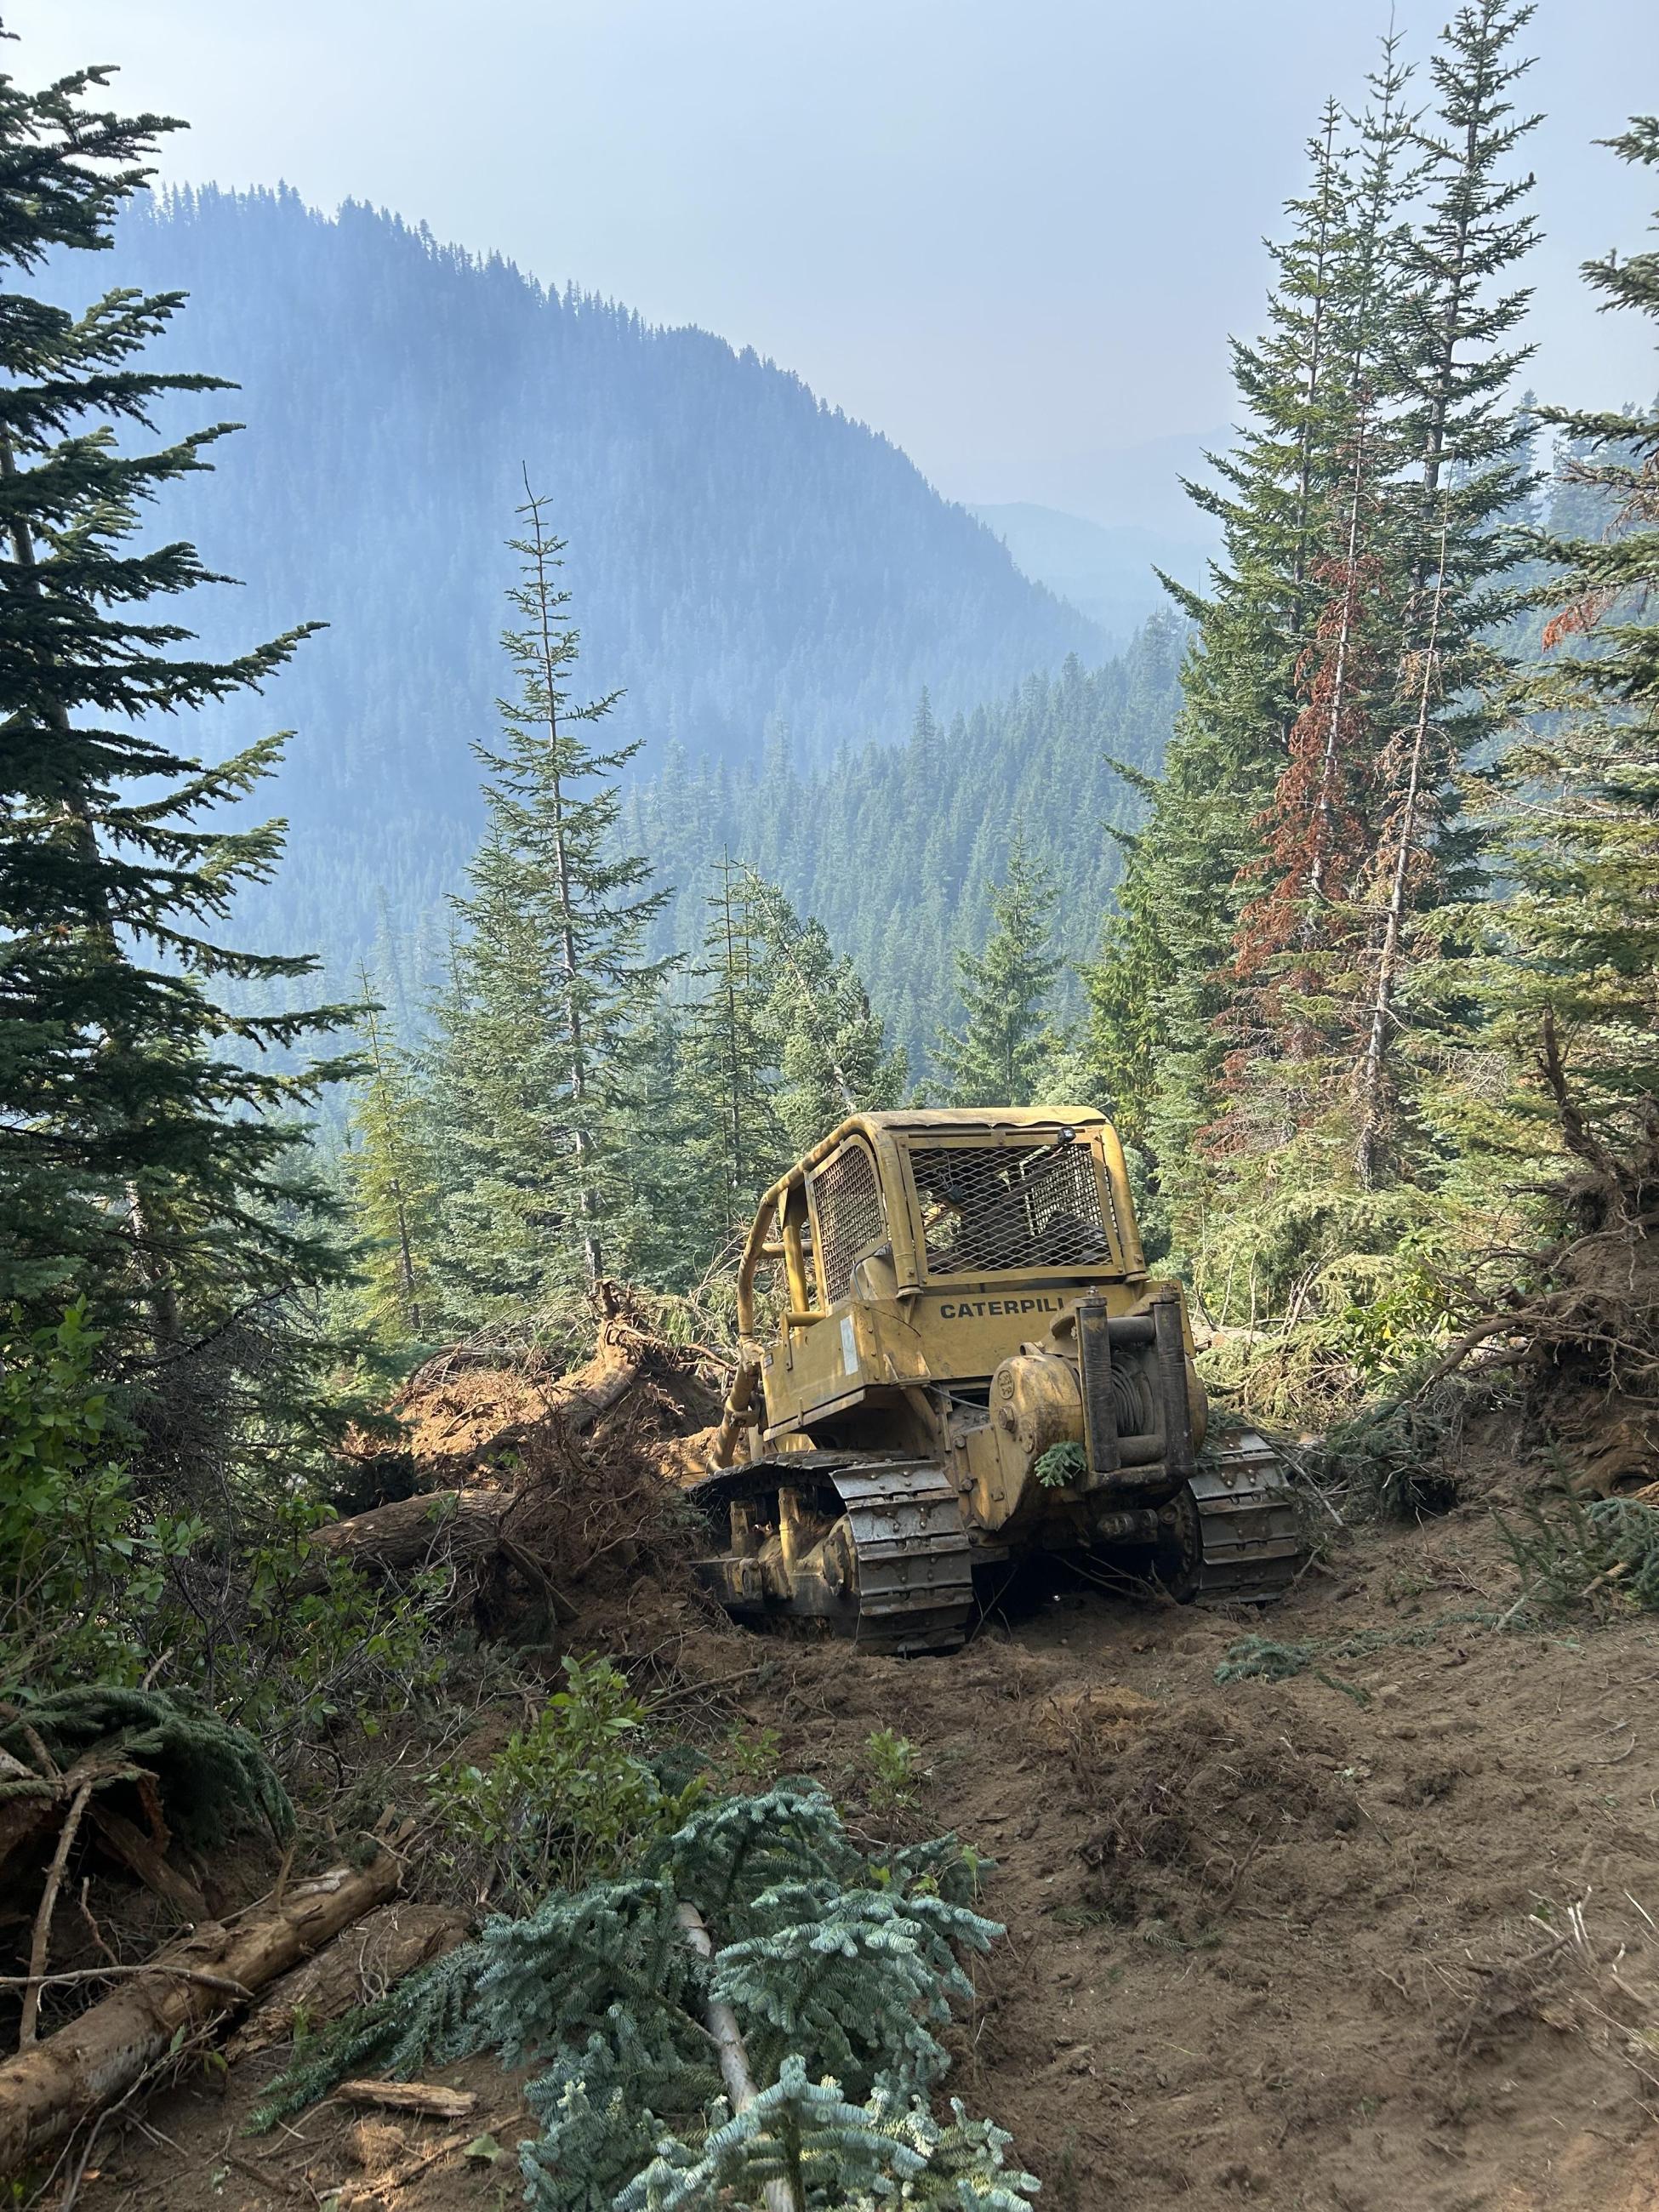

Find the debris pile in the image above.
[{"left": 318, "top": 1288, "right": 733, "bottom": 1664}]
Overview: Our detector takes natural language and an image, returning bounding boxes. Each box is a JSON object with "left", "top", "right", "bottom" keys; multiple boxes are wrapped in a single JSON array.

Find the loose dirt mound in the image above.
[
  {"left": 396, "top": 1360, "right": 560, "bottom": 1469},
  {"left": 1073, "top": 1696, "right": 1356, "bottom": 1931}
]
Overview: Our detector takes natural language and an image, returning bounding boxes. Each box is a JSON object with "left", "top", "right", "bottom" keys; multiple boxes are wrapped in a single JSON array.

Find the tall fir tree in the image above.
[
  {"left": 1091, "top": 16, "right": 1538, "bottom": 1305},
  {"left": 1475, "top": 118, "right": 1659, "bottom": 1138},
  {"left": 1087, "top": 48, "right": 1413, "bottom": 1223},
  {"left": 747, "top": 875, "right": 907, "bottom": 1154},
  {"left": 344, "top": 976, "right": 441, "bottom": 1347},
  {"left": 1351, "top": 0, "right": 1541, "bottom": 1187},
  {"left": 430, "top": 487, "right": 671, "bottom": 1314},
  {"left": 1223, "top": 49, "right": 1415, "bottom": 1089},
  {"left": 0, "top": 51, "right": 352, "bottom": 1388},
  {"left": 937, "top": 834, "right": 1062, "bottom": 1107}
]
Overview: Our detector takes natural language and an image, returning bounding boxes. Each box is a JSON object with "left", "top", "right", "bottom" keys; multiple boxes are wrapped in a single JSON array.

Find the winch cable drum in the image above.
[{"left": 1077, "top": 1291, "right": 1194, "bottom": 1488}]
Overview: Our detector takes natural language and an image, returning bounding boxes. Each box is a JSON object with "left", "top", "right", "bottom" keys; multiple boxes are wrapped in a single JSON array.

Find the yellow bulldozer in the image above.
[{"left": 688, "top": 1107, "right": 1304, "bottom": 1654}]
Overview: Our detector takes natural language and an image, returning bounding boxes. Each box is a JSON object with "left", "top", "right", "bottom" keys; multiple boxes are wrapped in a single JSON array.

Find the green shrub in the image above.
[
  {"left": 0, "top": 1303, "right": 176, "bottom": 1685},
  {"left": 427, "top": 1654, "right": 697, "bottom": 1907},
  {"left": 185, "top": 1488, "right": 447, "bottom": 1750},
  {"left": 0, "top": 1303, "right": 445, "bottom": 1767},
  {"left": 862, "top": 1726, "right": 924, "bottom": 1815}
]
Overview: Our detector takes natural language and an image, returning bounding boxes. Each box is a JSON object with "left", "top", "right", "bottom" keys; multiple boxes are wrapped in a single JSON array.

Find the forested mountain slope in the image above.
[
  {"left": 82, "top": 185, "right": 1101, "bottom": 979},
  {"left": 620, "top": 619, "right": 1185, "bottom": 1068}
]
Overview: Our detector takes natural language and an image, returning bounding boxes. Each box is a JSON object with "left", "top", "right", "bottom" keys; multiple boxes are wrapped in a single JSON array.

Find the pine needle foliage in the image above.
[
  {"left": 253, "top": 1781, "right": 1023, "bottom": 2212},
  {"left": 1496, "top": 1496, "right": 1659, "bottom": 1616},
  {"left": 343, "top": 978, "right": 443, "bottom": 1348},
  {"left": 1469, "top": 118, "right": 1659, "bottom": 1140},
  {"left": 0, "top": 1685, "right": 293, "bottom": 1844},
  {"left": 248, "top": 1934, "right": 488, "bottom": 2129},
  {"left": 937, "top": 832, "right": 1063, "bottom": 1108},
  {"left": 619, "top": 2066, "right": 1040, "bottom": 2212},
  {"left": 0, "top": 45, "right": 356, "bottom": 1346},
  {"left": 748, "top": 876, "right": 908, "bottom": 1153}
]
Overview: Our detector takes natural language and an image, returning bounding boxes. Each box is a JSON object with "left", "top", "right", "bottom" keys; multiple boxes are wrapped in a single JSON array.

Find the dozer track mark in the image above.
[
  {"left": 1186, "top": 1432, "right": 1306, "bottom": 1603},
  {"left": 687, "top": 1455, "right": 973, "bottom": 1658}
]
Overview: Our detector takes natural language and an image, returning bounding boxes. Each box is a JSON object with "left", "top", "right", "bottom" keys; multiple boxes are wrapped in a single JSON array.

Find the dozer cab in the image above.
[{"left": 688, "top": 1108, "right": 1304, "bottom": 1654}]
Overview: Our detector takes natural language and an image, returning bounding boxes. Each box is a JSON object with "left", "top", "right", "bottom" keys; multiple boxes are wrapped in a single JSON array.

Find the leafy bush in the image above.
[
  {"left": 180, "top": 1489, "right": 447, "bottom": 1750},
  {"left": 863, "top": 1726, "right": 924, "bottom": 1815},
  {"left": 0, "top": 1304, "right": 175, "bottom": 1685},
  {"left": 0, "top": 1303, "right": 445, "bottom": 1768},
  {"left": 427, "top": 1654, "right": 697, "bottom": 1907}
]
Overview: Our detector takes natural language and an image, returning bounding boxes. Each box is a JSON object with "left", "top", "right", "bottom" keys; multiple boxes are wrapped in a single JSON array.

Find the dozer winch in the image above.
[{"left": 687, "top": 1108, "right": 1305, "bottom": 1654}]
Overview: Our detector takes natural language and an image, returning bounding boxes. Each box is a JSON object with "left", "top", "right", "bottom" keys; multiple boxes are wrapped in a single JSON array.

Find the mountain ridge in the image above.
[{"left": 63, "top": 183, "right": 1103, "bottom": 984}]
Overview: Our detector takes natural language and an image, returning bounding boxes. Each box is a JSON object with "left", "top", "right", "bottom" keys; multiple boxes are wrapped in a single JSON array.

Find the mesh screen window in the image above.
[
  {"left": 909, "top": 1140, "right": 1113, "bottom": 1276},
  {"left": 811, "top": 1143, "right": 888, "bottom": 1303}
]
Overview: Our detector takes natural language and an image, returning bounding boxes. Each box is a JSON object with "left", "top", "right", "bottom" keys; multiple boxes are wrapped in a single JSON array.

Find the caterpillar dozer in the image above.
[{"left": 687, "top": 1109, "right": 1304, "bottom": 1655}]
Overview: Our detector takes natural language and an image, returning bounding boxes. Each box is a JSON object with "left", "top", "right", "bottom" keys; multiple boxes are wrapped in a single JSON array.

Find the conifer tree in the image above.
[
  {"left": 1351, "top": 0, "right": 1541, "bottom": 1185},
  {"left": 432, "top": 487, "right": 671, "bottom": 1310},
  {"left": 343, "top": 977, "right": 441, "bottom": 1345},
  {"left": 746, "top": 875, "right": 906, "bottom": 1151},
  {"left": 259, "top": 1784, "right": 1027, "bottom": 2212},
  {"left": 1476, "top": 118, "right": 1659, "bottom": 1136},
  {"left": 0, "top": 49, "right": 351, "bottom": 1369},
  {"left": 1086, "top": 66, "right": 1407, "bottom": 1186},
  {"left": 938, "top": 834, "right": 1062, "bottom": 1106},
  {"left": 1092, "top": 19, "right": 1539, "bottom": 1299},
  {"left": 1213, "top": 50, "right": 1417, "bottom": 1170},
  {"left": 679, "top": 860, "right": 784, "bottom": 1255}
]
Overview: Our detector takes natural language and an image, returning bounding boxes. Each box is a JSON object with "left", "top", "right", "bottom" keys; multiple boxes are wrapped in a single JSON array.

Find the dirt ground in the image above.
[{"left": 76, "top": 1497, "right": 1659, "bottom": 2212}]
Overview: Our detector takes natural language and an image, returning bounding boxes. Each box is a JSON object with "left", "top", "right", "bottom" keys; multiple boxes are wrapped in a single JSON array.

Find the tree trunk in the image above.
[
  {"left": 1355, "top": 514, "right": 1451, "bottom": 1187},
  {"left": 299, "top": 1488, "right": 515, "bottom": 1588},
  {"left": 0, "top": 1855, "right": 400, "bottom": 2178},
  {"left": 676, "top": 1903, "right": 794, "bottom": 2212}
]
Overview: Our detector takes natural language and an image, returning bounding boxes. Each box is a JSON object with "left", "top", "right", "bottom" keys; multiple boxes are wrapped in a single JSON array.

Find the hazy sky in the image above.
[{"left": 11, "top": 2, "right": 1659, "bottom": 519}]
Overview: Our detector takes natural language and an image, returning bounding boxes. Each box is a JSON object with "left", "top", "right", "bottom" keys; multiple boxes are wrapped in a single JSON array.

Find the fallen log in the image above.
[
  {"left": 0, "top": 1853, "right": 400, "bottom": 2178},
  {"left": 226, "top": 1901, "right": 466, "bottom": 2061},
  {"left": 303, "top": 1488, "right": 515, "bottom": 1588}
]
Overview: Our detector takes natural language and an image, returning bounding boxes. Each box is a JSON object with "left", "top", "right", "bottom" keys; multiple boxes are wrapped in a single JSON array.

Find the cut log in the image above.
[
  {"left": 336, "top": 2080, "right": 478, "bottom": 2119},
  {"left": 226, "top": 1902, "right": 466, "bottom": 2061},
  {"left": 301, "top": 1489, "right": 514, "bottom": 1588},
  {"left": 0, "top": 1853, "right": 400, "bottom": 2178}
]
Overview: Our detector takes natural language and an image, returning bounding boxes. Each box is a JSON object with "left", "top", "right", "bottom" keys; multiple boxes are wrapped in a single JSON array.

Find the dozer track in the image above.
[
  {"left": 690, "top": 1433, "right": 1304, "bottom": 1655},
  {"left": 687, "top": 1452, "right": 974, "bottom": 1656},
  {"left": 1172, "top": 1431, "right": 1307, "bottom": 1604}
]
